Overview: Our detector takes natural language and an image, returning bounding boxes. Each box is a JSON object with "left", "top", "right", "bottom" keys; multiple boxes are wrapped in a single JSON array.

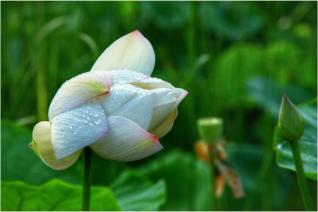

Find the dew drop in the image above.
[{"left": 94, "top": 119, "right": 101, "bottom": 125}]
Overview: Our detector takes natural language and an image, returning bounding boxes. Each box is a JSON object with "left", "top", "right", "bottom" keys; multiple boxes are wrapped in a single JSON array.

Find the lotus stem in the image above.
[
  {"left": 197, "top": 117, "right": 224, "bottom": 210},
  {"left": 291, "top": 141, "right": 314, "bottom": 211},
  {"left": 82, "top": 147, "right": 92, "bottom": 211},
  {"left": 210, "top": 161, "right": 216, "bottom": 210}
]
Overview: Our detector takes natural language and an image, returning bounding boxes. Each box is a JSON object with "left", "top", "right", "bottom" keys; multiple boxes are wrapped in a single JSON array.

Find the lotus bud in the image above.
[
  {"left": 31, "top": 30, "right": 188, "bottom": 170},
  {"left": 278, "top": 95, "right": 304, "bottom": 142}
]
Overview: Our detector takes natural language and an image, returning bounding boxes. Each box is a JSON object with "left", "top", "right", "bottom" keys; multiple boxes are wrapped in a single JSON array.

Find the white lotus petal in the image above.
[
  {"left": 91, "top": 30, "right": 155, "bottom": 76},
  {"left": 113, "top": 93, "right": 155, "bottom": 130},
  {"left": 90, "top": 116, "right": 163, "bottom": 162},
  {"left": 149, "top": 88, "right": 188, "bottom": 130},
  {"left": 102, "top": 83, "right": 155, "bottom": 129},
  {"left": 31, "top": 121, "right": 81, "bottom": 170},
  {"left": 102, "top": 84, "right": 141, "bottom": 115},
  {"left": 109, "top": 70, "right": 149, "bottom": 84},
  {"left": 132, "top": 77, "right": 174, "bottom": 89},
  {"left": 151, "top": 110, "right": 178, "bottom": 138},
  {"left": 149, "top": 101, "right": 176, "bottom": 131},
  {"left": 51, "top": 102, "right": 108, "bottom": 159},
  {"left": 49, "top": 71, "right": 112, "bottom": 120},
  {"left": 152, "top": 88, "right": 180, "bottom": 105}
]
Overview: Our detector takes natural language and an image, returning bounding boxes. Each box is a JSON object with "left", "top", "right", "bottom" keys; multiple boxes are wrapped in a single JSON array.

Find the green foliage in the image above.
[
  {"left": 274, "top": 102, "right": 317, "bottom": 180},
  {"left": 247, "top": 77, "right": 317, "bottom": 179},
  {"left": 247, "top": 77, "right": 314, "bottom": 116},
  {"left": 137, "top": 150, "right": 213, "bottom": 210},
  {"left": 1, "top": 180, "right": 120, "bottom": 211},
  {"left": 200, "top": 2, "right": 264, "bottom": 40},
  {"left": 1, "top": 121, "right": 82, "bottom": 185},
  {"left": 140, "top": 2, "right": 190, "bottom": 29},
  {"left": 111, "top": 171, "right": 166, "bottom": 210},
  {"left": 212, "top": 44, "right": 264, "bottom": 110},
  {"left": 1, "top": 121, "right": 169, "bottom": 210}
]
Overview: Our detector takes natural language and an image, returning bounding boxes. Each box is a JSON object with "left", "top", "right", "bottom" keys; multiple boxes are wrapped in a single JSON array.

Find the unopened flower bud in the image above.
[
  {"left": 31, "top": 30, "right": 188, "bottom": 170},
  {"left": 278, "top": 95, "right": 304, "bottom": 142}
]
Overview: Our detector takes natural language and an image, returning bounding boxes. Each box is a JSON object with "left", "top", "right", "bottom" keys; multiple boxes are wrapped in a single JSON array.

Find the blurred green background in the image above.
[{"left": 1, "top": 1, "right": 317, "bottom": 211}]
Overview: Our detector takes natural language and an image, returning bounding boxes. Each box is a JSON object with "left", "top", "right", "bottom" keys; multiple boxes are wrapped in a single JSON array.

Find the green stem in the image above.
[
  {"left": 82, "top": 148, "right": 92, "bottom": 211},
  {"left": 210, "top": 159, "right": 216, "bottom": 210},
  {"left": 291, "top": 141, "right": 314, "bottom": 210}
]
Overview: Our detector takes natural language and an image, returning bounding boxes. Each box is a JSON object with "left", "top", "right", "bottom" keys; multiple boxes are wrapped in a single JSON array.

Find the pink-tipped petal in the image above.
[
  {"left": 91, "top": 30, "right": 155, "bottom": 76},
  {"left": 90, "top": 116, "right": 163, "bottom": 162},
  {"left": 49, "top": 71, "right": 112, "bottom": 120}
]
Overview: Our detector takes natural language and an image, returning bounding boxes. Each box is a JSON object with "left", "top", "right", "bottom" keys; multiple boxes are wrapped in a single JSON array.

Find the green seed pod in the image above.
[
  {"left": 278, "top": 95, "right": 304, "bottom": 142},
  {"left": 197, "top": 117, "right": 223, "bottom": 144}
]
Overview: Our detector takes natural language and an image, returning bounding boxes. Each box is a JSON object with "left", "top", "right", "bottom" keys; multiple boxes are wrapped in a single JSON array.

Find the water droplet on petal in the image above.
[{"left": 94, "top": 119, "right": 101, "bottom": 125}]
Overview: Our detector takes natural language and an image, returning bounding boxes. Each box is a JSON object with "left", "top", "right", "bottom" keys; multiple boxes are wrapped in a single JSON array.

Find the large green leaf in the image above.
[
  {"left": 274, "top": 102, "right": 317, "bottom": 180},
  {"left": 212, "top": 44, "right": 264, "bottom": 110},
  {"left": 225, "top": 143, "right": 263, "bottom": 190},
  {"left": 1, "top": 179, "right": 120, "bottom": 211},
  {"left": 1, "top": 121, "right": 82, "bottom": 184},
  {"left": 225, "top": 143, "right": 290, "bottom": 210},
  {"left": 111, "top": 171, "right": 166, "bottom": 210},
  {"left": 247, "top": 77, "right": 314, "bottom": 117},
  {"left": 136, "top": 150, "right": 213, "bottom": 210}
]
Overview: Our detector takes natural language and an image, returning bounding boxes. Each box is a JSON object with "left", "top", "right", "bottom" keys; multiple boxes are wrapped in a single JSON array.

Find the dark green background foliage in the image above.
[{"left": 1, "top": 1, "right": 317, "bottom": 211}]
